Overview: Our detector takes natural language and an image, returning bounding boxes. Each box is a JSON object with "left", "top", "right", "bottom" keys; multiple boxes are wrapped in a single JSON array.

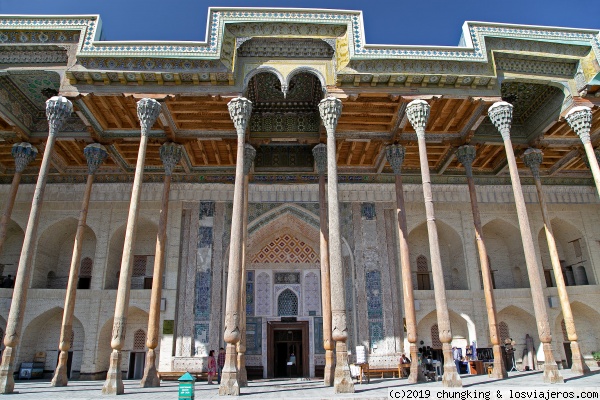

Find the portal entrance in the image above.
[{"left": 267, "top": 321, "right": 309, "bottom": 378}]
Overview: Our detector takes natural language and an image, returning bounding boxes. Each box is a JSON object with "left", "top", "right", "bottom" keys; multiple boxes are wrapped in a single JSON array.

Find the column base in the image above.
[
  {"left": 0, "top": 346, "right": 16, "bottom": 394},
  {"left": 323, "top": 349, "right": 335, "bottom": 386},
  {"left": 333, "top": 342, "right": 354, "bottom": 394},
  {"left": 408, "top": 343, "right": 427, "bottom": 383},
  {"left": 51, "top": 350, "right": 70, "bottom": 386},
  {"left": 569, "top": 341, "right": 591, "bottom": 376},
  {"left": 490, "top": 344, "right": 508, "bottom": 379},
  {"left": 102, "top": 349, "right": 124, "bottom": 395},
  {"left": 442, "top": 343, "right": 462, "bottom": 387},
  {"left": 219, "top": 344, "right": 240, "bottom": 396},
  {"left": 542, "top": 343, "right": 564, "bottom": 384},
  {"left": 237, "top": 352, "right": 248, "bottom": 388},
  {"left": 140, "top": 348, "right": 160, "bottom": 388}
]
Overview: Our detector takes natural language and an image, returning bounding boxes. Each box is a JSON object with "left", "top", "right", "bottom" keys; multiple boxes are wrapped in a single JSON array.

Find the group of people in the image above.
[{"left": 206, "top": 347, "right": 226, "bottom": 384}]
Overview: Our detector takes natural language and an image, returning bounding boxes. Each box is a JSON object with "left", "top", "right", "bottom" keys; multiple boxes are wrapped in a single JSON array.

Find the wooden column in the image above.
[
  {"left": 52, "top": 143, "right": 108, "bottom": 387},
  {"left": 0, "top": 96, "right": 72, "bottom": 394},
  {"left": 312, "top": 143, "right": 335, "bottom": 386},
  {"left": 523, "top": 148, "right": 590, "bottom": 376},
  {"left": 406, "top": 99, "right": 462, "bottom": 387},
  {"left": 566, "top": 107, "right": 600, "bottom": 198},
  {"left": 488, "top": 101, "right": 563, "bottom": 384},
  {"left": 141, "top": 142, "right": 183, "bottom": 387},
  {"left": 385, "top": 144, "right": 426, "bottom": 383},
  {"left": 0, "top": 143, "right": 37, "bottom": 256},
  {"left": 102, "top": 98, "right": 162, "bottom": 395},
  {"left": 318, "top": 97, "right": 354, "bottom": 394},
  {"left": 219, "top": 97, "right": 252, "bottom": 396},
  {"left": 456, "top": 145, "right": 507, "bottom": 380},
  {"left": 237, "top": 143, "right": 255, "bottom": 388}
]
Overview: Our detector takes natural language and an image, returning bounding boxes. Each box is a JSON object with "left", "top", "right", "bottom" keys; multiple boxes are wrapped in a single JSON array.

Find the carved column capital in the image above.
[
  {"left": 456, "top": 145, "right": 476, "bottom": 177},
  {"left": 136, "top": 98, "right": 161, "bottom": 136},
  {"left": 318, "top": 97, "right": 342, "bottom": 135},
  {"left": 488, "top": 101, "right": 513, "bottom": 141},
  {"left": 243, "top": 143, "right": 256, "bottom": 175},
  {"left": 11, "top": 142, "right": 38, "bottom": 173},
  {"left": 46, "top": 96, "right": 72, "bottom": 135},
  {"left": 565, "top": 106, "right": 593, "bottom": 144},
  {"left": 406, "top": 99, "right": 430, "bottom": 139},
  {"left": 228, "top": 97, "right": 253, "bottom": 136},
  {"left": 385, "top": 144, "right": 405, "bottom": 175},
  {"left": 159, "top": 142, "right": 183, "bottom": 176},
  {"left": 83, "top": 143, "right": 108, "bottom": 175},
  {"left": 312, "top": 143, "right": 327, "bottom": 175},
  {"left": 523, "top": 148, "right": 543, "bottom": 179}
]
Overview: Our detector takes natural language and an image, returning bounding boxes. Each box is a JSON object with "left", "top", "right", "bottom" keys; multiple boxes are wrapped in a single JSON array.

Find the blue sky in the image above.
[{"left": 0, "top": 0, "right": 598, "bottom": 46}]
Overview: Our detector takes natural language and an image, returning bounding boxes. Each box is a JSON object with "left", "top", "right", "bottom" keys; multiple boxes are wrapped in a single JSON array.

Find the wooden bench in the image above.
[
  {"left": 158, "top": 371, "right": 207, "bottom": 381},
  {"left": 367, "top": 366, "right": 401, "bottom": 379}
]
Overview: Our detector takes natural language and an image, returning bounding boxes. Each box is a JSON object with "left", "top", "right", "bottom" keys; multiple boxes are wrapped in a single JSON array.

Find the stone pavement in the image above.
[{"left": 4, "top": 368, "right": 599, "bottom": 399}]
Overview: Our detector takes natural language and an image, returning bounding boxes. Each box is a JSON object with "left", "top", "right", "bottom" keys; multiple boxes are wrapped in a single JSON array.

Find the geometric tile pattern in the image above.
[
  {"left": 198, "top": 226, "right": 213, "bottom": 248},
  {"left": 251, "top": 234, "right": 318, "bottom": 263},
  {"left": 246, "top": 270, "right": 255, "bottom": 316},
  {"left": 133, "top": 329, "right": 146, "bottom": 351},
  {"left": 256, "top": 272, "right": 271, "bottom": 316},
  {"left": 277, "top": 288, "right": 298, "bottom": 316},
  {"left": 431, "top": 324, "right": 442, "bottom": 349},
  {"left": 194, "top": 270, "right": 212, "bottom": 320},
  {"left": 194, "top": 323, "right": 210, "bottom": 354},
  {"left": 369, "top": 321, "right": 384, "bottom": 349},
  {"left": 303, "top": 271, "right": 320, "bottom": 315},
  {"left": 314, "top": 317, "right": 325, "bottom": 354},
  {"left": 366, "top": 270, "right": 383, "bottom": 319},
  {"left": 199, "top": 201, "right": 215, "bottom": 218},
  {"left": 498, "top": 321, "right": 510, "bottom": 344},
  {"left": 361, "top": 203, "right": 376, "bottom": 220},
  {"left": 132, "top": 255, "right": 147, "bottom": 277},
  {"left": 245, "top": 317, "right": 262, "bottom": 355}
]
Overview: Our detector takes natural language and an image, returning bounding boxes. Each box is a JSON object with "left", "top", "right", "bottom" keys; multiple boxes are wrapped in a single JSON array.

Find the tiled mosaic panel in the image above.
[
  {"left": 198, "top": 226, "right": 213, "bottom": 248},
  {"left": 304, "top": 271, "right": 320, "bottom": 315},
  {"left": 369, "top": 321, "right": 384, "bottom": 349},
  {"left": 314, "top": 317, "right": 325, "bottom": 355},
  {"left": 252, "top": 234, "right": 319, "bottom": 263},
  {"left": 274, "top": 272, "right": 300, "bottom": 284},
  {"left": 199, "top": 201, "right": 215, "bottom": 218},
  {"left": 194, "top": 323, "right": 209, "bottom": 354},
  {"left": 298, "top": 202, "right": 320, "bottom": 215},
  {"left": 248, "top": 204, "right": 320, "bottom": 235},
  {"left": 194, "top": 270, "right": 212, "bottom": 319},
  {"left": 277, "top": 289, "right": 298, "bottom": 316},
  {"left": 245, "top": 317, "right": 262, "bottom": 355},
  {"left": 366, "top": 270, "right": 383, "bottom": 319},
  {"left": 246, "top": 270, "right": 255, "bottom": 316},
  {"left": 431, "top": 324, "right": 442, "bottom": 348},
  {"left": 361, "top": 203, "right": 376, "bottom": 220},
  {"left": 256, "top": 272, "right": 271, "bottom": 316}
]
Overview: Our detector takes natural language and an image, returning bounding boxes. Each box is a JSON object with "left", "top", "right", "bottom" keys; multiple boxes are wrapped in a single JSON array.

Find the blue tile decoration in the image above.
[
  {"left": 194, "top": 323, "right": 209, "bottom": 346},
  {"left": 246, "top": 270, "right": 255, "bottom": 316},
  {"left": 361, "top": 203, "right": 376, "bottom": 220},
  {"left": 194, "top": 270, "right": 211, "bottom": 320},
  {"left": 366, "top": 270, "right": 383, "bottom": 319},
  {"left": 245, "top": 317, "right": 262, "bottom": 355},
  {"left": 198, "top": 226, "right": 213, "bottom": 248},
  {"left": 369, "top": 321, "right": 384, "bottom": 349},
  {"left": 314, "top": 317, "right": 325, "bottom": 354},
  {"left": 199, "top": 201, "right": 215, "bottom": 218}
]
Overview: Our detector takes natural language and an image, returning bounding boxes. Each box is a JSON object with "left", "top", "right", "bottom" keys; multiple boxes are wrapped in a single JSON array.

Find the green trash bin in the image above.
[{"left": 178, "top": 372, "right": 196, "bottom": 400}]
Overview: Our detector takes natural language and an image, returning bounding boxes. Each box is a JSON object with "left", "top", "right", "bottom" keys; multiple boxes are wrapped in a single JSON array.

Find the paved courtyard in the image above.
[{"left": 2, "top": 368, "right": 599, "bottom": 399}]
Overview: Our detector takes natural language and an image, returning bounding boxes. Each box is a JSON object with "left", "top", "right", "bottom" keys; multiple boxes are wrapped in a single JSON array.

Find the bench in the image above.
[
  {"left": 367, "top": 367, "right": 401, "bottom": 379},
  {"left": 158, "top": 371, "right": 207, "bottom": 381}
]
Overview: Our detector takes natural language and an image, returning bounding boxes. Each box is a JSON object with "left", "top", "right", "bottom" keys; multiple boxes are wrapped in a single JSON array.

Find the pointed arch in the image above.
[
  {"left": 482, "top": 218, "right": 528, "bottom": 289},
  {"left": 286, "top": 66, "right": 327, "bottom": 95},
  {"left": 243, "top": 66, "right": 286, "bottom": 95}
]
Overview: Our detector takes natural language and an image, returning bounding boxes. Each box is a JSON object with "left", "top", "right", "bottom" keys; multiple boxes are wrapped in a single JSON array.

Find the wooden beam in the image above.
[
  {"left": 358, "top": 141, "right": 372, "bottom": 165},
  {"left": 346, "top": 141, "right": 357, "bottom": 165},
  {"left": 443, "top": 98, "right": 470, "bottom": 132},
  {"left": 196, "top": 141, "right": 209, "bottom": 165},
  {"left": 211, "top": 140, "right": 221, "bottom": 165},
  {"left": 226, "top": 142, "right": 234, "bottom": 164}
]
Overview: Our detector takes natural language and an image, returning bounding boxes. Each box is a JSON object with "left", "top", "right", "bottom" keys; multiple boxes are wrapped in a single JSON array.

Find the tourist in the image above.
[
  {"left": 217, "top": 347, "right": 225, "bottom": 384},
  {"left": 207, "top": 350, "right": 217, "bottom": 384},
  {"left": 452, "top": 347, "right": 461, "bottom": 374}
]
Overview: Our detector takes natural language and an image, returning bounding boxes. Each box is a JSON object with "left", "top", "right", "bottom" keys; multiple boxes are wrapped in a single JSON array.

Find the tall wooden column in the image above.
[
  {"left": 523, "top": 148, "right": 590, "bottom": 376},
  {"left": 312, "top": 143, "right": 335, "bottom": 386},
  {"left": 141, "top": 142, "right": 183, "bottom": 387},
  {"left": 385, "top": 144, "right": 425, "bottom": 383},
  {"left": 318, "top": 97, "right": 354, "bottom": 394},
  {"left": 0, "top": 96, "right": 72, "bottom": 394},
  {"left": 566, "top": 107, "right": 600, "bottom": 198},
  {"left": 219, "top": 97, "right": 252, "bottom": 396},
  {"left": 488, "top": 101, "right": 563, "bottom": 383},
  {"left": 0, "top": 143, "right": 37, "bottom": 256},
  {"left": 237, "top": 143, "right": 255, "bottom": 388},
  {"left": 102, "top": 98, "right": 162, "bottom": 395},
  {"left": 406, "top": 99, "right": 462, "bottom": 387},
  {"left": 52, "top": 143, "right": 108, "bottom": 387},
  {"left": 456, "top": 145, "right": 507, "bottom": 380}
]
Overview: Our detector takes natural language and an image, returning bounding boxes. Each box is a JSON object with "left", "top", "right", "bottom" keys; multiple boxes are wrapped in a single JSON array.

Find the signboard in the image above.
[{"left": 163, "top": 320, "right": 174, "bottom": 335}]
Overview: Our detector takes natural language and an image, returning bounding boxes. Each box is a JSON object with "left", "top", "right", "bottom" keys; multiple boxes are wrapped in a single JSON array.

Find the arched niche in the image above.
[
  {"left": 0, "top": 219, "right": 24, "bottom": 278},
  {"left": 482, "top": 219, "right": 528, "bottom": 289}
]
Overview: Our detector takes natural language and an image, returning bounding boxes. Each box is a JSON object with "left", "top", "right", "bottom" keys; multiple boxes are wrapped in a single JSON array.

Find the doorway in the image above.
[
  {"left": 55, "top": 351, "right": 73, "bottom": 378},
  {"left": 267, "top": 321, "right": 309, "bottom": 378},
  {"left": 563, "top": 342, "right": 572, "bottom": 368},
  {"left": 128, "top": 352, "right": 146, "bottom": 379}
]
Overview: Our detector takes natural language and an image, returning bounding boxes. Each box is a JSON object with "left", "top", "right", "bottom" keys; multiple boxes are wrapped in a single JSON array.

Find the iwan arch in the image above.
[{"left": 0, "top": 6, "right": 599, "bottom": 396}]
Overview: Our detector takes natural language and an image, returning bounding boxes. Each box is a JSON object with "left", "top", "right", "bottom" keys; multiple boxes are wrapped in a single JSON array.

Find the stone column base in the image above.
[
  {"left": 102, "top": 349, "right": 124, "bottom": 395},
  {"left": 490, "top": 344, "right": 508, "bottom": 379},
  {"left": 408, "top": 343, "right": 427, "bottom": 383},
  {"left": 442, "top": 343, "right": 462, "bottom": 387},
  {"left": 323, "top": 349, "right": 335, "bottom": 386},
  {"left": 542, "top": 343, "right": 564, "bottom": 384},
  {"left": 237, "top": 352, "right": 248, "bottom": 387},
  {"left": 51, "top": 350, "right": 70, "bottom": 386},
  {"left": 140, "top": 349, "right": 160, "bottom": 387},
  {"left": 569, "top": 341, "right": 591, "bottom": 375},
  {"left": 0, "top": 346, "right": 16, "bottom": 394},
  {"left": 219, "top": 344, "right": 240, "bottom": 396},
  {"left": 333, "top": 342, "right": 354, "bottom": 394}
]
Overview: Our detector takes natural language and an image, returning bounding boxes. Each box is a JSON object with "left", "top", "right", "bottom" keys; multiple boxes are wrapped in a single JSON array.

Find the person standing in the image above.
[
  {"left": 453, "top": 347, "right": 461, "bottom": 374},
  {"left": 217, "top": 347, "right": 225, "bottom": 384},
  {"left": 207, "top": 350, "right": 217, "bottom": 384}
]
